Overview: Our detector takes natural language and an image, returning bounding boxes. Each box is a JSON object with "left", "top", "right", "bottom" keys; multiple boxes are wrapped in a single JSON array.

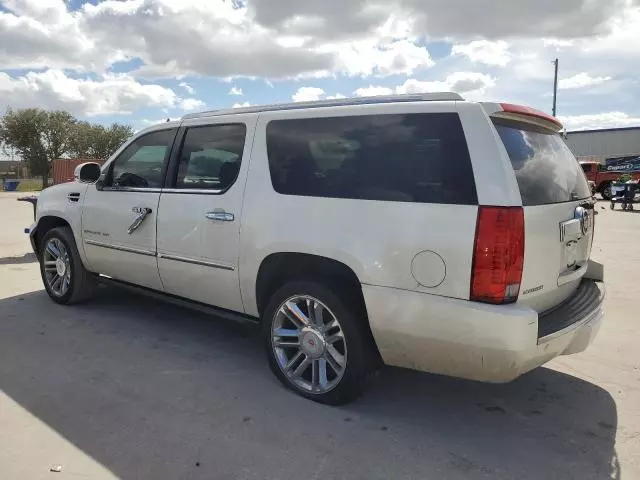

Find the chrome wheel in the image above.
[
  {"left": 43, "top": 238, "right": 71, "bottom": 297},
  {"left": 271, "top": 295, "right": 347, "bottom": 394}
]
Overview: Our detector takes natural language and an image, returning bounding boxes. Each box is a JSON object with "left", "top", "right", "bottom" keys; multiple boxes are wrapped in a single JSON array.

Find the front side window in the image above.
[
  {"left": 108, "top": 129, "right": 176, "bottom": 188},
  {"left": 266, "top": 113, "right": 477, "bottom": 205},
  {"left": 175, "top": 124, "right": 246, "bottom": 190}
]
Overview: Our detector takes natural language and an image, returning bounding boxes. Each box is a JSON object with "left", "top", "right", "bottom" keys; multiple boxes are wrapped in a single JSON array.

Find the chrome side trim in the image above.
[
  {"left": 157, "top": 253, "right": 235, "bottom": 271},
  {"left": 101, "top": 187, "right": 163, "bottom": 193},
  {"left": 161, "top": 188, "right": 224, "bottom": 195},
  {"left": 84, "top": 239, "right": 156, "bottom": 257}
]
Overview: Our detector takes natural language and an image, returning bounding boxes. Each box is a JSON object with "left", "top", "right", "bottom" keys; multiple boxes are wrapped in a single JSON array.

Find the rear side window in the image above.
[
  {"left": 175, "top": 124, "right": 246, "bottom": 190},
  {"left": 494, "top": 121, "right": 591, "bottom": 205},
  {"left": 266, "top": 113, "right": 477, "bottom": 205}
]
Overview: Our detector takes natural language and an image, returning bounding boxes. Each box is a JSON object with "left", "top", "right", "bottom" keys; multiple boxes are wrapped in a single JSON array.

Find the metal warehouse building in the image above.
[{"left": 565, "top": 126, "right": 640, "bottom": 163}]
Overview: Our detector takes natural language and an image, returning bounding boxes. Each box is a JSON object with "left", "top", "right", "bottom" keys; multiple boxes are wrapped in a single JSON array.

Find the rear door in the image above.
[
  {"left": 156, "top": 116, "right": 255, "bottom": 312},
  {"left": 490, "top": 112, "right": 594, "bottom": 312}
]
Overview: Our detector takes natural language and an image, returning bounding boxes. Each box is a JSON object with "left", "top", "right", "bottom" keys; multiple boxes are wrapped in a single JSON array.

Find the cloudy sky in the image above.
[{"left": 1, "top": 0, "right": 639, "bottom": 132}]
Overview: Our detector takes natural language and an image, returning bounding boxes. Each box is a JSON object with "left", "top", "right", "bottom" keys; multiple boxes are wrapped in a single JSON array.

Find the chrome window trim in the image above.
[
  {"left": 100, "top": 187, "right": 163, "bottom": 193},
  {"left": 84, "top": 239, "right": 156, "bottom": 257},
  {"left": 161, "top": 188, "right": 224, "bottom": 195},
  {"left": 158, "top": 253, "right": 235, "bottom": 271}
]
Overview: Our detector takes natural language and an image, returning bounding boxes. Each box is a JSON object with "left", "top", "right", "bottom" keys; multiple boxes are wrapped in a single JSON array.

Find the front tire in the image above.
[
  {"left": 39, "top": 227, "right": 97, "bottom": 304},
  {"left": 262, "top": 281, "right": 374, "bottom": 405}
]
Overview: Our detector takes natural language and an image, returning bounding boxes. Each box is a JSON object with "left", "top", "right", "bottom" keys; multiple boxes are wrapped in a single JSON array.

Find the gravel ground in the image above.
[{"left": 0, "top": 191, "right": 638, "bottom": 480}]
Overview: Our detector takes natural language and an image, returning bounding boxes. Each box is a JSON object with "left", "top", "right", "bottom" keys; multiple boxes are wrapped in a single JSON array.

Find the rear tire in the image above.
[
  {"left": 39, "top": 227, "right": 97, "bottom": 305},
  {"left": 262, "top": 281, "right": 374, "bottom": 405}
]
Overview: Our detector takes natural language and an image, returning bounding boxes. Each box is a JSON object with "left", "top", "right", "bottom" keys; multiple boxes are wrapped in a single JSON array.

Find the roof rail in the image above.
[{"left": 181, "top": 92, "right": 464, "bottom": 120}]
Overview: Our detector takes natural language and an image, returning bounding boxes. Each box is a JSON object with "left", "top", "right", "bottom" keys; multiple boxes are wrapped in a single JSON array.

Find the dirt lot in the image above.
[{"left": 0, "top": 191, "right": 638, "bottom": 480}]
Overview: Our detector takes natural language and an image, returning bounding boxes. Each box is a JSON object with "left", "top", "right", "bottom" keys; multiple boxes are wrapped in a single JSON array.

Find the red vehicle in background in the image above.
[{"left": 580, "top": 161, "right": 640, "bottom": 199}]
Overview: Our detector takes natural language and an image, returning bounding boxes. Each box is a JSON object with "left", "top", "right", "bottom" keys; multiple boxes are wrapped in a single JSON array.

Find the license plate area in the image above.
[{"left": 559, "top": 217, "right": 590, "bottom": 283}]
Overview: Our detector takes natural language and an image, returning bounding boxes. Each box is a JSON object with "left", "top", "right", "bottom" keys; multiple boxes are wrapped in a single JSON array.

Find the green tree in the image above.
[
  {"left": 0, "top": 108, "right": 75, "bottom": 186},
  {"left": 68, "top": 121, "right": 96, "bottom": 159},
  {"left": 69, "top": 122, "right": 133, "bottom": 160}
]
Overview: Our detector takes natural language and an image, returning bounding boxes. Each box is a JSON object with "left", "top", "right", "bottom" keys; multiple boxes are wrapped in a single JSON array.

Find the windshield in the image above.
[{"left": 494, "top": 120, "right": 592, "bottom": 205}]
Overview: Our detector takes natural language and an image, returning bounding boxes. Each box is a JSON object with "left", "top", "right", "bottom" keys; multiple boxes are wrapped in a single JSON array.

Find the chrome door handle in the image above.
[
  {"left": 128, "top": 207, "right": 152, "bottom": 234},
  {"left": 206, "top": 211, "right": 234, "bottom": 222}
]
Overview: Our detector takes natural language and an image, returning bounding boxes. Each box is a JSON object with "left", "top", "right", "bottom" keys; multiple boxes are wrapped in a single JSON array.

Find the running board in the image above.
[{"left": 98, "top": 275, "right": 260, "bottom": 325}]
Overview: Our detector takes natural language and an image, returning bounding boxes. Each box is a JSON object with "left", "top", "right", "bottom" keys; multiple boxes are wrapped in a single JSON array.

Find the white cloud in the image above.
[
  {"left": 3, "top": 0, "right": 68, "bottom": 22},
  {"left": 179, "top": 81, "right": 195, "bottom": 94},
  {"left": 249, "top": 0, "right": 629, "bottom": 40},
  {"left": 0, "top": 0, "right": 636, "bottom": 83},
  {"left": 232, "top": 102, "right": 251, "bottom": 108},
  {"left": 1, "top": 0, "right": 639, "bottom": 130},
  {"left": 558, "top": 73, "right": 612, "bottom": 90},
  {"left": 229, "top": 86, "right": 243, "bottom": 95},
  {"left": 292, "top": 87, "right": 326, "bottom": 102},
  {"left": 444, "top": 72, "right": 496, "bottom": 95},
  {"left": 560, "top": 112, "right": 640, "bottom": 131},
  {"left": 395, "top": 79, "right": 448, "bottom": 94},
  {"left": 355, "top": 72, "right": 495, "bottom": 99},
  {"left": 323, "top": 39, "right": 434, "bottom": 78},
  {"left": 354, "top": 86, "right": 393, "bottom": 97},
  {"left": 136, "top": 116, "right": 180, "bottom": 131},
  {"left": 326, "top": 93, "right": 347, "bottom": 100},
  {"left": 0, "top": 69, "right": 182, "bottom": 116},
  {"left": 179, "top": 98, "right": 205, "bottom": 110},
  {"left": 80, "top": 0, "right": 335, "bottom": 79},
  {"left": 451, "top": 40, "right": 511, "bottom": 67}
]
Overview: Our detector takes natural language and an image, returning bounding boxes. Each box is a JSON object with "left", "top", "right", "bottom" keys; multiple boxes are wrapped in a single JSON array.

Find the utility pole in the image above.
[{"left": 552, "top": 58, "right": 559, "bottom": 117}]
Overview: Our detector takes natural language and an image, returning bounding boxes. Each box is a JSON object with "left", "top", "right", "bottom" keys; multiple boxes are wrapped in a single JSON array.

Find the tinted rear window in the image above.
[
  {"left": 266, "top": 113, "right": 477, "bottom": 205},
  {"left": 494, "top": 121, "right": 591, "bottom": 205}
]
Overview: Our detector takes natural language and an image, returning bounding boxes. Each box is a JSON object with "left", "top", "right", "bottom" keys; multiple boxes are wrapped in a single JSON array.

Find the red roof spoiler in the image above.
[{"left": 494, "top": 103, "right": 563, "bottom": 132}]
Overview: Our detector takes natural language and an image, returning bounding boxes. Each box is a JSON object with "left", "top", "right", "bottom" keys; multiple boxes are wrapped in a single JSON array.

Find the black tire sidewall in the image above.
[
  {"left": 39, "top": 227, "right": 80, "bottom": 304},
  {"left": 262, "top": 280, "right": 370, "bottom": 405}
]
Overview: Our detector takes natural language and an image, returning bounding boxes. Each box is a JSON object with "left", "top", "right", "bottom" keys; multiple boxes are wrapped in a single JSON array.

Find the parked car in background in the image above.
[
  {"left": 581, "top": 161, "right": 640, "bottom": 199},
  {"left": 26, "top": 94, "right": 604, "bottom": 405}
]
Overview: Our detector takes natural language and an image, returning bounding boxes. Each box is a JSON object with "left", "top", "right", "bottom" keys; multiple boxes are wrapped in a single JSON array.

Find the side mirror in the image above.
[{"left": 74, "top": 162, "right": 102, "bottom": 184}]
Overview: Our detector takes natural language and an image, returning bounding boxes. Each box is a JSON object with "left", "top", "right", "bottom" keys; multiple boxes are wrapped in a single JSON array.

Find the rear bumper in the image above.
[{"left": 363, "top": 279, "right": 604, "bottom": 382}]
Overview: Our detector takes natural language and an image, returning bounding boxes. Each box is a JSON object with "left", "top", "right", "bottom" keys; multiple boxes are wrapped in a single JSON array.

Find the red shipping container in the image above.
[{"left": 52, "top": 158, "right": 105, "bottom": 185}]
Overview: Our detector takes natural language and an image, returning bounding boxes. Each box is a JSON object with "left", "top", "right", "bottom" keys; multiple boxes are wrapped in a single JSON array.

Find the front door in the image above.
[
  {"left": 81, "top": 127, "right": 178, "bottom": 290},
  {"left": 156, "top": 116, "right": 255, "bottom": 312}
]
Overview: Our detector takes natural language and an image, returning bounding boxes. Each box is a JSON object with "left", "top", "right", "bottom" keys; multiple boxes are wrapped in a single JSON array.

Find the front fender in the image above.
[{"left": 31, "top": 182, "right": 90, "bottom": 265}]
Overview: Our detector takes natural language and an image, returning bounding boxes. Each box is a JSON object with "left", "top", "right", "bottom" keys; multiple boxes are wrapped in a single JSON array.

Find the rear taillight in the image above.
[{"left": 471, "top": 206, "right": 525, "bottom": 304}]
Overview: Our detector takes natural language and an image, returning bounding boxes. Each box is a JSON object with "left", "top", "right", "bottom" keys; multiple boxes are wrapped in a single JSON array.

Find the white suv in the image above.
[{"left": 28, "top": 93, "right": 604, "bottom": 404}]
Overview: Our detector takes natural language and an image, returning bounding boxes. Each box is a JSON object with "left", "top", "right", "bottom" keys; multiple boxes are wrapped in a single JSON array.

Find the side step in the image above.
[{"left": 98, "top": 275, "right": 260, "bottom": 325}]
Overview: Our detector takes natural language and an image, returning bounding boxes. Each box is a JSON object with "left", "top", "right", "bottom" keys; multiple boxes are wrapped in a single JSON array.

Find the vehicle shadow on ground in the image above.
[
  {"left": 0, "top": 287, "right": 619, "bottom": 480},
  {"left": 0, "top": 252, "right": 37, "bottom": 265}
]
